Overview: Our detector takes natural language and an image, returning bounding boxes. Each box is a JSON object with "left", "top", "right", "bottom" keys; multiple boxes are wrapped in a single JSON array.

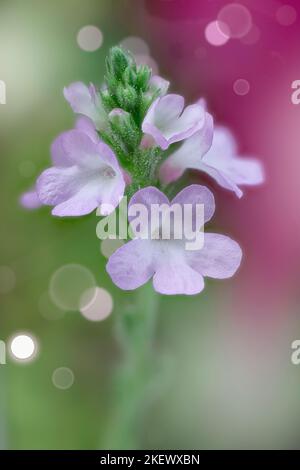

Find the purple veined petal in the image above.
[
  {"left": 75, "top": 116, "right": 99, "bottom": 143},
  {"left": 36, "top": 166, "right": 80, "bottom": 206},
  {"left": 97, "top": 174, "right": 126, "bottom": 216},
  {"left": 151, "top": 239, "right": 205, "bottom": 295},
  {"left": 159, "top": 111, "right": 214, "bottom": 183},
  {"left": 149, "top": 75, "right": 170, "bottom": 96},
  {"left": 171, "top": 184, "right": 215, "bottom": 225},
  {"left": 60, "top": 130, "right": 100, "bottom": 168},
  {"left": 95, "top": 141, "right": 121, "bottom": 170},
  {"left": 52, "top": 187, "right": 100, "bottom": 217},
  {"left": 19, "top": 188, "right": 42, "bottom": 210},
  {"left": 51, "top": 118, "right": 100, "bottom": 168},
  {"left": 142, "top": 94, "right": 205, "bottom": 150},
  {"left": 106, "top": 239, "right": 155, "bottom": 290},
  {"left": 152, "top": 261, "right": 204, "bottom": 295},
  {"left": 51, "top": 132, "right": 73, "bottom": 167},
  {"left": 61, "top": 130, "right": 120, "bottom": 172},
  {"left": 188, "top": 233, "right": 242, "bottom": 279},
  {"left": 63, "top": 82, "right": 106, "bottom": 130},
  {"left": 129, "top": 186, "right": 170, "bottom": 213},
  {"left": 128, "top": 186, "right": 170, "bottom": 238}
]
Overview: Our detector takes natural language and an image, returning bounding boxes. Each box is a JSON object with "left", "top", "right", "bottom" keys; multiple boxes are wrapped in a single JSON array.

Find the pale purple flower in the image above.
[
  {"left": 20, "top": 117, "right": 99, "bottom": 211},
  {"left": 142, "top": 94, "right": 205, "bottom": 150},
  {"left": 36, "top": 127, "right": 125, "bottom": 217},
  {"left": 20, "top": 187, "right": 42, "bottom": 210},
  {"left": 106, "top": 185, "right": 242, "bottom": 295},
  {"left": 64, "top": 82, "right": 107, "bottom": 131},
  {"left": 160, "top": 120, "right": 264, "bottom": 198}
]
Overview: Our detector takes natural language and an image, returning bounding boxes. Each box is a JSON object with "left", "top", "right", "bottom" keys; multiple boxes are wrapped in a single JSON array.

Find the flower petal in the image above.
[
  {"left": 171, "top": 184, "right": 215, "bottom": 225},
  {"left": 129, "top": 186, "right": 169, "bottom": 214},
  {"left": 19, "top": 188, "right": 42, "bottom": 210},
  {"left": 63, "top": 82, "right": 106, "bottom": 130},
  {"left": 51, "top": 118, "right": 100, "bottom": 168},
  {"left": 222, "top": 157, "right": 265, "bottom": 186},
  {"left": 153, "top": 261, "right": 204, "bottom": 295},
  {"left": 106, "top": 239, "right": 155, "bottom": 290},
  {"left": 60, "top": 130, "right": 120, "bottom": 172},
  {"left": 197, "top": 164, "right": 243, "bottom": 198},
  {"left": 51, "top": 133, "right": 73, "bottom": 167},
  {"left": 37, "top": 160, "right": 124, "bottom": 217},
  {"left": 36, "top": 166, "right": 81, "bottom": 206},
  {"left": 128, "top": 186, "right": 169, "bottom": 237},
  {"left": 75, "top": 116, "right": 99, "bottom": 143},
  {"left": 200, "top": 126, "right": 265, "bottom": 196},
  {"left": 206, "top": 126, "right": 237, "bottom": 160},
  {"left": 159, "top": 111, "right": 214, "bottom": 183},
  {"left": 142, "top": 94, "right": 204, "bottom": 149},
  {"left": 188, "top": 233, "right": 242, "bottom": 279},
  {"left": 149, "top": 75, "right": 170, "bottom": 96},
  {"left": 52, "top": 187, "right": 99, "bottom": 216}
]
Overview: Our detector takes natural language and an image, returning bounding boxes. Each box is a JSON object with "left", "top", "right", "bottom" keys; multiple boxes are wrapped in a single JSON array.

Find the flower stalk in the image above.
[{"left": 104, "top": 283, "right": 160, "bottom": 449}]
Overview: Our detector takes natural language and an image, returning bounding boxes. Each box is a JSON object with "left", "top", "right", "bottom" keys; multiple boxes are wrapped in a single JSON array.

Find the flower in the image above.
[
  {"left": 63, "top": 82, "right": 107, "bottom": 131},
  {"left": 36, "top": 125, "right": 125, "bottom": 217},
  {"left": 142, "top": 94, "right": 205, "bottom": 150},
  {"left": 160, "top": 120, "right": 264, "bottom": 198},
  {"left": 106, "top": 185, "right": 242, "bottom": 295}
]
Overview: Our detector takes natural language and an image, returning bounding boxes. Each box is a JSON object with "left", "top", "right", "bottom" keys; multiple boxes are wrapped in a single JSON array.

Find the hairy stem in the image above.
[{"left": 103, "top": 282, "right": 160, "bottom": 449}]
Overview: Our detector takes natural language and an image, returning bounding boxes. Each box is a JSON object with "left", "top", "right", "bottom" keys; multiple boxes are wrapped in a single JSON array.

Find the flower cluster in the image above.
[{"left": 22, "top": 47, "right": 264, "bottom": 295}]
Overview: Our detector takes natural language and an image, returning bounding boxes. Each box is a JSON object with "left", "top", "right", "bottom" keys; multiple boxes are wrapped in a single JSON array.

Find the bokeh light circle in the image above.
[
  {"left": 80, "top": 287, "right": 113, "bottom": 322},
  {"left": 101, "top": 238, "right": 124, "bottom": 258},
  {"left": 135, "top": 54, "right": 159, "bottom": 74},
  {"left": 218, "top": 4, "right": 252, "bottom": 39},
  {"left": 276, "top": 5, "right": 297, "bottom": 26},
  {"left": 52, "top": 367, "right": 74, "bottom": 390},
  {"left": 77, "top": 25, "right": 103, "bottom": 52},
  {"left": 233, "top": 78, "right": 250, "bottom": 96},
  {"left": 205, "top": 21, "right": 229, "bottom": 47},
  {"left": 240, "top": 25, "right": 260, "bottom": 45},
  {"left": 10, "top": 334, "right": 37, "bottom": 362},
  {"left": 49, "top": 264, "right": 96, "bottom": 311},
  {"left": 120, "top": 36, "right": 150, "bottom": 55},
  {"left": 0, "top": 266, "right": 16, "bottom": 294}
]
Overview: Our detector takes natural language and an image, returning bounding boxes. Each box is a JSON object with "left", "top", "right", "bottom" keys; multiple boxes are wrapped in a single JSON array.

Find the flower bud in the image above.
[
  {"left": 136, "top": 65, "right": 151, "bottom": 91},
  {"left": 106, "top": 47, "right": 134, "bottom": 81}
]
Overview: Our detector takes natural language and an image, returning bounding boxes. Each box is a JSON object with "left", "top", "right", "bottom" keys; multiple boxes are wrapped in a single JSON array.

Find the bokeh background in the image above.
[{"left": 1, "top": 0, "right": 300, "bottom": 449}]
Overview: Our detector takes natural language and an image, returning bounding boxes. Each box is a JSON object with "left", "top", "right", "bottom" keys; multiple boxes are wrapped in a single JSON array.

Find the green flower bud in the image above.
[
  {"left": 106, "top": 46, "right": 134, "bottom": 82},
  {"left": 116, "top": 84, "right": 138, "bottom": 111},
  {"left": 136, "top": 65, "right": 151, "bottom": 91}
]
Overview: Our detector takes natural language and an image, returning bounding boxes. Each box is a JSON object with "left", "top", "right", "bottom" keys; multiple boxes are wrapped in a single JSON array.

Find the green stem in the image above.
[{"left": 103, "top": 282, "right": 160, "bottom": 449}]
